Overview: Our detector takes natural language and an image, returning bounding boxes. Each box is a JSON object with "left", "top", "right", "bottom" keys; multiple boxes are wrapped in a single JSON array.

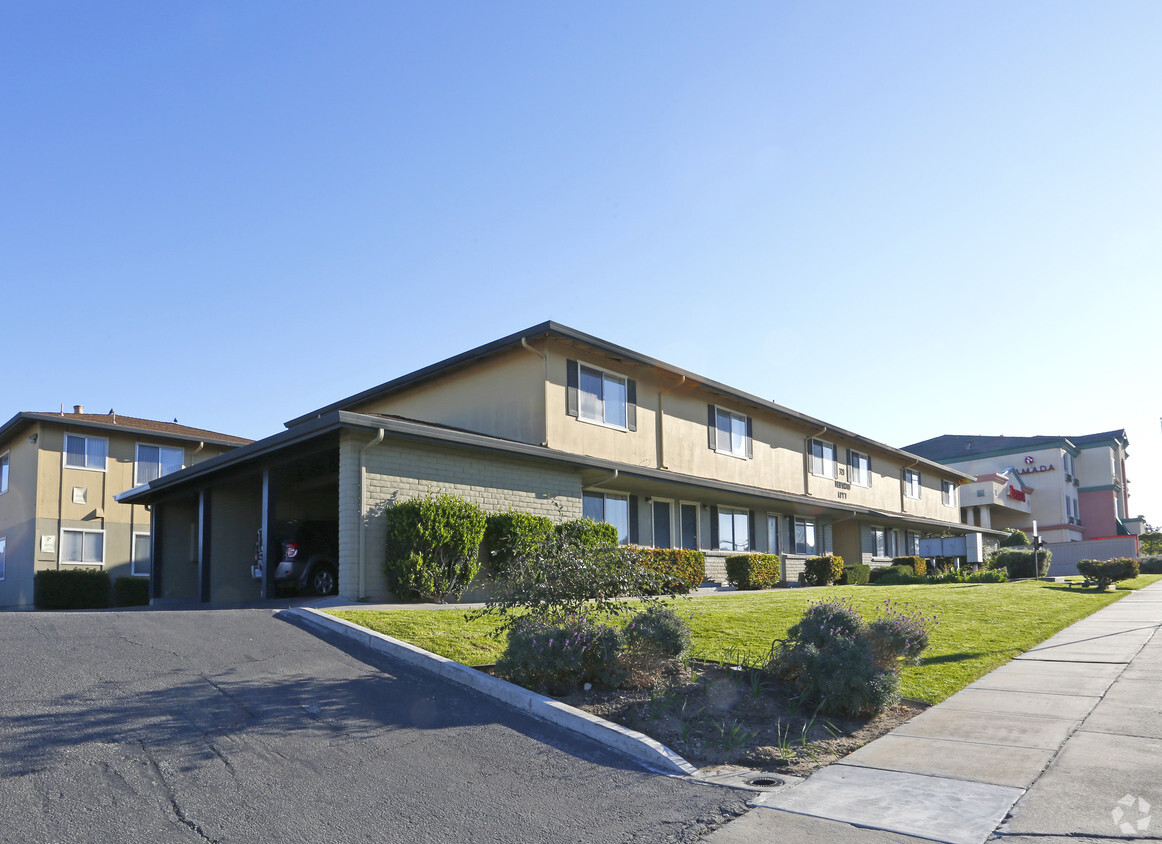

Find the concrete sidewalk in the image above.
[{"left": 704, "top": 581, "right": 1162, "bottom": 844}]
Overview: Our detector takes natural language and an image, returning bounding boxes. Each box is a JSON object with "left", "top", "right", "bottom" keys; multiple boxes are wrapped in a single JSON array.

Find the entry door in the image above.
[
  {"left": 652, "top": 500, "right": 673, "bottom": 548},
  {"left": 680, "top": 503, "right": 698, "bottom": 550},
  {"left": 767, "top": 514, "right": 780, "bottom": 555}
]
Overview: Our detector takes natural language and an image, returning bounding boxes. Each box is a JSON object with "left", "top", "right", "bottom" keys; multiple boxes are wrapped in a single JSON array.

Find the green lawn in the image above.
[{"left": 330, "top": 575, "right": 1161, "bottom": 705}]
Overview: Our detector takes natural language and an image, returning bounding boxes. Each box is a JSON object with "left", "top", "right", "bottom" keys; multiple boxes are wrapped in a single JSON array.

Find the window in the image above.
[
  {"left": 717, "top": 507, "right": 750, "bottom": 552},
  {"left": 942, "top": 480, "right": 956, "bottom": 507},
  {"left": 848, "top": 450, "right": 870, "bottom": 487},
  {"left": 793, "top": 517, "right": 817, "bottom": 555},
  {"left": 872, "top": 526, "right": 887, "bottom": 557},
  {"left": 61, "top": 529, "right": 104, "bottom": 564},
  {"left": 1064, "top": 452, "right": 1075, "bottom": 476},
  {"left": 64, "top": 435, "right": 107, "bottom": 471},
  {"left": 809, "top": 439, "right": 836, "bottom": 478},
  {"left": 709, "top": 406, "right": 752, "bottom": 459},
  {"left": 567, "top": 360, "right": 635, "bottom": 430},
  {"left": 132, "top": 533, "right": 151, "bottom": 576},
  {"left": 904, "top": 469, "right": 921, "bottom": 499},
  {"left": 905, "top": 531, "right": 920, "bottom": 556},
  {"left": 0, "top": 451, "right": 7, "bottom": 494},
  {"left": 0, "top": 536, "right": 5, "bottom": 580},
  {"left": 582, "top": 491, "right": 630, "bottom": 544},
  {"left": 135, "top": 444, "right": 185, "bottom": 485}
]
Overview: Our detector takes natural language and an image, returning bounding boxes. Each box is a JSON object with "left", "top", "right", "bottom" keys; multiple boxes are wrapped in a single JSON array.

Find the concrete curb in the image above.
[{"left": 282, "top": 607, "right": 698, "bottom": 778}]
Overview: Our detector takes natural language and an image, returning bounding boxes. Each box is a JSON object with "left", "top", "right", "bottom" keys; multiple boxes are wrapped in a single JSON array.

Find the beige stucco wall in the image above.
[
  {"left": 0, "top": 427, "right": 41, "bottom": 608},
  {"left": 348, "top": 345, "right": 548, "bottom": 445},
  {"left": 338, "top": 430, "right": 584, "bottom": 602}
]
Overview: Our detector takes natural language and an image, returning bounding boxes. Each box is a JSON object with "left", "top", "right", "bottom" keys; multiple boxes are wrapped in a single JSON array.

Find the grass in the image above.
[{"left": 330, "top": 574, "right": 1161, "bottom": 705}]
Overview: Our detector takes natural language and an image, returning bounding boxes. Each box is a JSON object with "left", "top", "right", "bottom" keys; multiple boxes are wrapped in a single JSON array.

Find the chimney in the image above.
[{"left": 73, "top": 405, "right": 84, "bottom": 415}]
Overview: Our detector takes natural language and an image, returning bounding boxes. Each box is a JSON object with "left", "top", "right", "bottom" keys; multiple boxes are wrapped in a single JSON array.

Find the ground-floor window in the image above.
[
  {"left": 718, "top": 507, "right": 750, "bottom": 552},
  {"left": 905, "top": 530, "right": 921, "bottom": 556},
  {"left": 132, "top": 532, "right": 151, "bottom": 577},
  {"left": 793, "top": 517, "right": 817, "bottom": 555},
  {"left": 887, "top": 529, "right": 900, "bottom": 557},
  {"left": 583, "top": 491, "right": 630, "bottom": 544},
  {"left": 872, "top": 526, "right": 886, "bottom": 557},
  {"left": 62, "top": 529, "right": 104, "bottom": 565}
]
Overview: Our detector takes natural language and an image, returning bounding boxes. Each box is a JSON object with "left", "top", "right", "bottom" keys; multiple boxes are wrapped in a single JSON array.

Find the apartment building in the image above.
[
  {"left": 119, "top": 323, "right": 987, "bottom": 604},
  {"left": 0, "top": 407, "right": 250, "bottom": 608}
]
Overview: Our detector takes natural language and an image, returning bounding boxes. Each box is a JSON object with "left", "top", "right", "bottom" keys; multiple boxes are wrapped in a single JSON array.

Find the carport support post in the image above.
[
  {"left": 150, "top": 506, "right": 163, "bottom": 601},
  {"left": 198, "top": 489, "right": 212, "bottom": 603},
  {"left": 261, "top": 469, "right": 276, "bottom": 599}
]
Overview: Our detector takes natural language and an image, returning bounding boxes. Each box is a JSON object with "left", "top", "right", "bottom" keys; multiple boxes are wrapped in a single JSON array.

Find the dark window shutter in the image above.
[
  {"left": 748, "top": 510, "right": 756, "bottom": 551},
  {"left": 628, "top": 495, "right": 639, "bottom": 545},
  {"left": 626, "top": 379, "right": 637, "bottom": 431},
  {"left": 566, "top": 359, "right": 579, "bottom": 417},
  {"left": 745, "top": 416, "right": 754, "bottom": 459},
  {"left": 710, "top": 505, "right": 719, "bottom": 549},
  {"left": 707, "top": 405, "right": 717, "bottom": 450}
]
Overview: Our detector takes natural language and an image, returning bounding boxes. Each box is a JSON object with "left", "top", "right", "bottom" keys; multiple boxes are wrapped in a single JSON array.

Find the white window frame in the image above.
[
  {"left": 714, "top": 407, "right": 749, "bottom": 459},
  {"left": 134, "top": 442, "right": 186, "bottom": 486},
  {"left": 577, "top": 361, "right": 629, "bottom": 430},
  {"left": 905, "top": 531, "right": 921, "bottom": 556},
  {"left": 0, "top": 535, "right": 5, "bottom": 580},
  {"left": 0, "top": 451, "right": 8, "bottom": 494},
  {"left": 793, "top": 516, "right": 817, "bottom": 556},
  {"left": 904, "top": 468, "right": 922, "bottom": 499},
  {"left": 60, "top": 528, "right": 106, "bottom": 566},
  {"left": 871, "top": 526, "right": 887, "bottom": 558},
  {"left": 809, "top": 439, "right": 836, "bottom": 479},
  {"left": 63, "top": 434, "right": 108, "bottom": 472},
  {"left": 848, "top": 450, "right": 870, "bottom": 487},
  {"left": 132, "top": 532, "right": 151, "bottom": 577},
  {"left": 582, "top": 490, "right": 631, "bottom": 545},
  {"left": 717, "top": 507, "right": 750, "bottom": 552},
  {"left": 941, "top": 480, "right": 956, "bottom": 507}
]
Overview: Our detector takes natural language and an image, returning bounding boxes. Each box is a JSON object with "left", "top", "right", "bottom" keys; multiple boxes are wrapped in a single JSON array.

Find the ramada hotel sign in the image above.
[{"left": 1018, "top": 455, "right": 1055, "bottom": 475}]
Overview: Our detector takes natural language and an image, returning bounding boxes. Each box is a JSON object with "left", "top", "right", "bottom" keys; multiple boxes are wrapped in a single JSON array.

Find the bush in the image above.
[
  {"left": 556, "top": 518, "right": 619, "bottom": 547},
  {"left": 1077, "top": 558, "right": 1140, "bottom": 589},
  {"left": 802, "top": 555, "right": 844, "bottom": 587},
  {"left": 725, "top": 554, "right": 781, "bottom": 590},
  {"left": 969, "top": 569, "right": 1008, "bottom": 583},
  {"left": 496, "top": 615, "right": 626, "bottom": 693},
  {"left": 866, "top": 601, "right": 935, "bottom": 667},
  {"left": 777, "top": 597, "right": 864, "bottom": 654},
  {"left": 624, "top": 605, "right": 691, "bottom": 659},
  {"left": 1000, "top": 529, "right": 1030, "bottom": 548},
  {"left": 383, "top": 493, "right": 488, "bottom": 603},
  {"left": 892, "top": 556, "right": 926, "bottom": 577},
  {"left": 990, "top": 548, "right": 1051, "bottom": 579},
  {"left": 113, "top": 576, "right": 150, "bottom": 607},
  {"left": 34, "top": 569, "right": 111, "bottom": 610},
  {"left": 869, "top": 565, "right": 924, "bottom": 585},
  {"left": 636, "top": 547, "right": 705, "bottom": 594},
  {"left": 1139, "top": 556, "right": 1162, "bottom": 575},
  {"left": 483, "top": 510, "right": 555, "bottom": 578},
  {"left": 840, "top": 564, "right": 871, "bottom": 585}
]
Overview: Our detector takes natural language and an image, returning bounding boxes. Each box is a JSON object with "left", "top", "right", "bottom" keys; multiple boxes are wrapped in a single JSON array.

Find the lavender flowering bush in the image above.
[
  {"left": 866, "top": 600, "right": 936, "bottom": 668},
  {"left": 496, "top": 614, "right": 626, "bottom": 694}
]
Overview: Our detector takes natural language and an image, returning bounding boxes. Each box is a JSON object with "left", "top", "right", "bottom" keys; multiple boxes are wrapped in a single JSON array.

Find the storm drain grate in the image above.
[{"left": 744, "top": 776, "right": 785, "bottom": 789}]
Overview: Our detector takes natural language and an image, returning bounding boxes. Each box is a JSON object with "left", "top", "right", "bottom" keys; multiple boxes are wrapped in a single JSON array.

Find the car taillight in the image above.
[{"left": 285, "top": 542, "right": 298, "bottom": 559}]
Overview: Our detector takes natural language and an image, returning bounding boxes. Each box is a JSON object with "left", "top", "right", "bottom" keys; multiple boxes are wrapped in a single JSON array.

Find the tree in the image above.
[{"left": 1140, "top": 532, "right": 1162, "bottom": 556}]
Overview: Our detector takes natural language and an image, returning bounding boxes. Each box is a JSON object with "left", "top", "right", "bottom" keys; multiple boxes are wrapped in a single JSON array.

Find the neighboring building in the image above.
[
  {"left": 0, "top": 407, "right": 250, "bottom": 609},
  {"left": 119, "top": 322, "right": 991, "bottom": 605},
  {"left": 903, "top": 431, "right": 1143, "bottom": 544}
]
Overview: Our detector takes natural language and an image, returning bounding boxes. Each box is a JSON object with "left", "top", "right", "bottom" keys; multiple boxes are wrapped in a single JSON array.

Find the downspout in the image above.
[
  {"left": 192, "top": 441, "right": 204, "bottom": 461},
  {"left": 657, "top": 375, "right": 686, "bottom": 469},
  {"left": 358, "top": 428, "right": 385, "bottom": 600},
  {"left": 804, "top": 426, "right": 827, "bottom": 493},
  {"left": 520, "top": 337, "right": 549, "bottom": 447}
]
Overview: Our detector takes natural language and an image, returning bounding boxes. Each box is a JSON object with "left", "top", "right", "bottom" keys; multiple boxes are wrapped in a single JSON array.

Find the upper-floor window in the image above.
[
  {"left": 941, "top": 480, "right": 956, "bottom": 507},
  {"left": 711, "top": 406, "right": 752, "bottom": 459},
  {"left": 793, "top": 516, "right": 817, "bottom": 555},
  {"left": 903, "top": 468, "right": 921, "bottom": 499},
  {"left": 582, "top": 491, "right": 630, "bottom": 544},
  {"left": 566, "top": 360, "right": 636, "bottom": 431},
  {"left": 0, "top": 451, "right": 8, "bottom": 494},
  {"left": 809, "top": 439, "right": 836, "bottom": 478},
  {"left": 64, "top": 434, "right": 108, "bottom": 471},
  {"left": 1063, "top": 452, "right": 1075, "bottom": 476},
  {"left": 848, "top": 450, "right": 870, "bottom": 486},
  {"left": 135, "top": 444, "right": 185, "bottom": 485},
  {"left": 716, "top": 507, "right": 751, "bottom": 552}
]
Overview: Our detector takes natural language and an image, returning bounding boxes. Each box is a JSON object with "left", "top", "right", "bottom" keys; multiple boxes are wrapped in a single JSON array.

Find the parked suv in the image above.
[{"left": 268, "top": 519, "right": 339, "bottom": 596}]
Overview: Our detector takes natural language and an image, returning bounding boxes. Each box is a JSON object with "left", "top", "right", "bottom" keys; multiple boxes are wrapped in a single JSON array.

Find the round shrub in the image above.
[
  {"left": 483, "top": 510, "right": 555, "bottom": 578},
  {"left": 802, "top": 555, "right": 845, "bottom": 586},
  {"left": 784, "top": 597, "right": 863, "bottom": 652},
  {"left": 624, "top": 606, "right": 691, "bottom": 659},
  {"left": 383, "top": 493, "right": 487, "bottom": 602},
  {"left": 990, "top": 548, "right": 1051, "bottom": 579},
  {"left": 556, "top": 518, "right": 619, "bottom": 547},
  {"left": 865, "top": 601, "right": 935, "bottom": 668},
  {"left": 785, "top": 636, "right": 900, "bottom": 718},
  {"left": 496, "top": 615, "right": 626, "bottom": 693},
  {"left": 1000, "top": 529, "right": 1029, "bottom": 548}
]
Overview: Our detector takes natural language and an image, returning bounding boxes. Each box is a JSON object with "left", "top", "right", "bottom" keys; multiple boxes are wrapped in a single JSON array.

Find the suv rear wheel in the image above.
[{"left": 309, "top": 565, "right": 337, "bottom": 596}]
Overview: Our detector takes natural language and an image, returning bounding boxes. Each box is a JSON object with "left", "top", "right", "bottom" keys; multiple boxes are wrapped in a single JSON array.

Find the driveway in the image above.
[{"left": 0, "top": 609, "right": 744, "bottom": 843}]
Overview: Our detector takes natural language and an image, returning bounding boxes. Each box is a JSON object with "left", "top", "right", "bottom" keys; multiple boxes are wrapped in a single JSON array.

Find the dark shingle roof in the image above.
[
  {"left": 904, "top": 430, "right": 1127, "bottom": 462},
  {"left": 1, "top": 411, "right": 251, "bottom": 447}
]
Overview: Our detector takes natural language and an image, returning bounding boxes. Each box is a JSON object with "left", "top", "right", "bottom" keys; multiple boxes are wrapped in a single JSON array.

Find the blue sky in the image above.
[{"left": 4, "top": 1, "right": 1160, "bottom": 524}]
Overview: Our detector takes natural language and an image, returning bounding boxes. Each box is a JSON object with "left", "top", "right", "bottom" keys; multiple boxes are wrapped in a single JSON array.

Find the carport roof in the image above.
[{"left": 116, "top": 409, "right": 1001, "bottom": 536}]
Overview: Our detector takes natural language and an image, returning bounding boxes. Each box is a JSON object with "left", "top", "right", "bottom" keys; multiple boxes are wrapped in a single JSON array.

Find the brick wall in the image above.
[{"left": 339, "top": 431, "right": 583, "bottom": 601}]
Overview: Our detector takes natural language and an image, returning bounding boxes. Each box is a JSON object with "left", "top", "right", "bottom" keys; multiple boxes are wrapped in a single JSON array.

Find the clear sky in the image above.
[{"left": 3, "top": 2, "right": 1160, "bottom": 525}]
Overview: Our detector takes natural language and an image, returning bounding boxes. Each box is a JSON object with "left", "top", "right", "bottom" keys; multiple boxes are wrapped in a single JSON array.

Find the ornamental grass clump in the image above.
[{"left": 769, "top": 597, "right": 936, "bottom": 718}]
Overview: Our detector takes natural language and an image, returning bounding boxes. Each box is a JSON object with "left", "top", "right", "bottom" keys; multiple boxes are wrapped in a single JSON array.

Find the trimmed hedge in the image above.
[
  {"left": 802, "top": 555, "right": 844, "bottom": 587},
  {"left": 725, "top": 554, "right": 781, "bottom": 590},
  {"left": 840, "top": 564, "right": 871, "bottom": 585},
  {"left": 1140, "top": 556, "right": 1162, "bottom": 575},
  {"left": 113, "top": 576, "right": 150, "bottom": 607},
  {"left": 384, "top": 493, "right": 487, "bottom": 602},
  {"left": 483, "top": 510, "right": 555, "bottom": 577},
  {"left": 1077, "top": 558, "right": 1140, "bottom": 589},
  {"left": 869, "top": 565, "right": 925, "bottom": 585},
  {"left": 557, "top": 518, "right": 619, "bottom": 547},
  {"left": 990, "top": 548, "right": 1051, "bottom": 579},
  {"left": 636, "top": 547, "right": 705, "bottom": 594},
  {"left": 34, "top": 569, "right": 112, "bottom": 610},
  {"left": 892, "top": 556, "right": 926, "bottom": 577}
]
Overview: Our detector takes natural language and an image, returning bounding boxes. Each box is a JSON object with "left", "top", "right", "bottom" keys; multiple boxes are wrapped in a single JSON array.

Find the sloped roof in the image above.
[
  {"left": 904, "top": 430, "right": 1127, "bottom": 463},
  {"left": 0, "top": 411, "right": 252, "bottom": 447}
]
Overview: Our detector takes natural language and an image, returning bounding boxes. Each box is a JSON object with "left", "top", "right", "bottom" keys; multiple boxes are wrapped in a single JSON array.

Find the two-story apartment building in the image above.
[
  {"left": 119, "top": 323, "right": 987, "bottom": 604},
  {"left": 0, "top": 407, "right": 250, "bottom": 608},
  {"left": 904, "top": 431, "right": 1143, "bottom": 544}
]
